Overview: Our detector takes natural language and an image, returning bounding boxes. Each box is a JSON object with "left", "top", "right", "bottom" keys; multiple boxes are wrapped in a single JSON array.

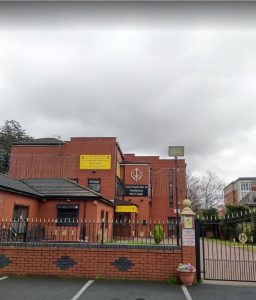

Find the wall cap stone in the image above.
[
  {"left": 0, "top": 241, "right": 181, "bottom": 251},
  {"left": 180, "top": 199, "right": 196, "bottom": 216}
]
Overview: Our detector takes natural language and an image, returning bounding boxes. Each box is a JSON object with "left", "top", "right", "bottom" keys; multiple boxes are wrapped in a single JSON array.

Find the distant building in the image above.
[
  {"left": 224, "top": 177, "right": 256, "bottom": 206},
  {"left": 217, "top": 204, "right": 226, "bottom": 217},
  {"left": 238, "top": 191, "right": 256, "bottom": 210}
]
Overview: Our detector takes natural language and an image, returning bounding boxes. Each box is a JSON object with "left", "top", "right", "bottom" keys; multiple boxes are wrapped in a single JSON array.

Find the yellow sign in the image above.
[
  {"left": 115, "top": 205, "right": 138, "bottom": 214},
  {"left": 80, "top": 155, "right": 111, "bottom": 170},
  {"left": 184, "top": 216, "right": 193, "bottom": 229}
]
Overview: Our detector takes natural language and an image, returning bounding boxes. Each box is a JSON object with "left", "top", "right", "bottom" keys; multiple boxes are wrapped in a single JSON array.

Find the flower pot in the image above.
[{"left": 178, "top": 271, "right": 195, "bottom": 286}]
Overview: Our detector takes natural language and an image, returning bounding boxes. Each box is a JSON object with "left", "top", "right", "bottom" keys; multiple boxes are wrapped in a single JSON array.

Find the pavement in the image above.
[{"left": 0, "top": 276, "right": 256, "bottom": 300}]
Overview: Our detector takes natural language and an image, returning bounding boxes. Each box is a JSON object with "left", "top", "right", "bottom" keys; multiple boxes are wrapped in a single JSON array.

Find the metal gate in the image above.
[{"left": 196, "top": 212, "right": 256, "bottom": 282}]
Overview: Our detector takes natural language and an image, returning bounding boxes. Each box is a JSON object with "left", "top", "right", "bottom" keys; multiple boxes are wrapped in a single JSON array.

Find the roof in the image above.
[
  {"left": 21, "top": 178, "right": 100, "bottom": 198},
  {"left": 0, "top": 174, "right": 42, "bottom": 198},
  {"left": 0, "top": 174, "right": 115, "bottom": 207},
  {"left": 13, "top": 138, "right": 64, "bottom": 146},
  {"left": 224, "top": 177, "right": 256, "bottom": 190},
  {"left": 239, "top": 191, "right": 256, "bottom": 207}
]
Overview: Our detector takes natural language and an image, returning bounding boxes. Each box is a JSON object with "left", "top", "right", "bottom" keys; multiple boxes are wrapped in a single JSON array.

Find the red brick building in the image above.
[{"left": 8, "top": 137, "right": 186, "bottom": 223}]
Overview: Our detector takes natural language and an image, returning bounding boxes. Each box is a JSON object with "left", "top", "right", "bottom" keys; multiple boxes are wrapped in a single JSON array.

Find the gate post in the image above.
[{"left": 180, "top": 199, "right": 197, "bottom": 281}]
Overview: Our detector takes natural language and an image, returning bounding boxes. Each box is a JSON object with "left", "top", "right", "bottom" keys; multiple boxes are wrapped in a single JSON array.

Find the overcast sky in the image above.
[{"left": 1, "top": 2, "right": 256, "bottom": 183}]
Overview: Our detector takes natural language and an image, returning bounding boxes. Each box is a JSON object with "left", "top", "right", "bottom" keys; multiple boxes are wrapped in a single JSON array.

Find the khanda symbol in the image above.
[{"left": 131, "top": 168, "right": 143, "bottom": 182}]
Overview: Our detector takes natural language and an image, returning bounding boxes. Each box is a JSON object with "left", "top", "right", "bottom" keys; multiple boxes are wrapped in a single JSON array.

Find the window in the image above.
[
  {"left": 169, "top": 169, "right": 174, "bottom": 207},
  {"left": 100, "top": 209, "right": 104, "bottom": 220},
  {"left": 57, "top": 204, "right": 79, "bottom": 226},
  {"left": 105, "top": 211, "right": 109, "bottom": 228},
  {"left": 12, "top": 205, "right": 29, "bottom": 234},
  {"left": 115, "top": 177, "right": 124, "bottom": 198},
  {"left": 168, "top": 217, "right": 176, "bottom": 237},
  {"left": 88, "top": 179, "right": 101, "bottom": 192},
  {"left": 241, "top": 182, "right": 251, "bottom": 191}
]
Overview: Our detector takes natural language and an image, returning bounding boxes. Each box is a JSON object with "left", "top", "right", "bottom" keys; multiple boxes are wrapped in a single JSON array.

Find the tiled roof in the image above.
[
  {"left": 0, "top": 174, "right": 115, "bottom": 206},
  {"left": 0, "top": 174, "right": 42, "bottom": 197},
  {"left": 21, "top": 178, "right": 99, "bottom": 198},
  {"left": 13, "top": 138, "right": 64, "bottom": 146}
]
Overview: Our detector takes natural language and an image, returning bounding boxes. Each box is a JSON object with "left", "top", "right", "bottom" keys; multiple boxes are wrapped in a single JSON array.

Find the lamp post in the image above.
[{"left": 168, "top": 146, "right": 184, "bottom": 246}]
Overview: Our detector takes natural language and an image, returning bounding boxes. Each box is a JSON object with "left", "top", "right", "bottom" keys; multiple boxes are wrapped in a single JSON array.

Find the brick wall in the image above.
[
  {"left": 0, "top": 243, "right": 182, "bottom": 281},
  {"left": 9, "top": 137, "right": 118, "bottom": 200},
  {"left": 0, "top": 190, "right": 39, "bottom": 220},
  {"left": 124, "top": 154, "right": 186, "bottom": 221}
]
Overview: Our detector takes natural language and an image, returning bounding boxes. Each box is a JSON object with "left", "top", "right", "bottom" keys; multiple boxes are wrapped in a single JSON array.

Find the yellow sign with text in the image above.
[
  {"left": 80, "top": 155, "right": 111, "bottom": 170},
  {"left": 115, "top": 205, "right": 138, "bottom": 214}
]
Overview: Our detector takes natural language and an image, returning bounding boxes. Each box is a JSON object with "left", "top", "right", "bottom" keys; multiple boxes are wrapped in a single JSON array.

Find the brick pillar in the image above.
[{"left": 180, "top": 199, "right": 196, "bottom": 273}]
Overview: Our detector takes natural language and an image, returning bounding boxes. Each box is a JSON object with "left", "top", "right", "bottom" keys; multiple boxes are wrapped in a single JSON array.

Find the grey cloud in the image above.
[{"left": 1, "top": 3, "right": 256, "bottom": 182}]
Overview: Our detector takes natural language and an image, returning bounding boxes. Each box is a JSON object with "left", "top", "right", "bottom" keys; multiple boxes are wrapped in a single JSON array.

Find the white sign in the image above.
[
  {"left": 182, "top": 229, "right": 195, "bottom": 246},
  {"left": 131, "top": 168, "right": 143, "bottom": 182}
]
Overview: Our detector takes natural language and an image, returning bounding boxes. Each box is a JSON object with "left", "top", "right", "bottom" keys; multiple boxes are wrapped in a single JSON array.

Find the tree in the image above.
[
  {"left": 186, "top": 171, "right": 202, "bottom": 212},
  {"left": 200, "top": 171, "right": 226, "bottom": 209},
  {"left": 225, "top": 204, "right": 249, "bottom": 217},
  {"left": 0, "top": 120, "right": 32, "bottom": 173},
  {"left": 201, "top": 207, "right": 218, "bottom": 219},
  {"left": 186, "top": 170, "right": 226, "bottom": 211}
]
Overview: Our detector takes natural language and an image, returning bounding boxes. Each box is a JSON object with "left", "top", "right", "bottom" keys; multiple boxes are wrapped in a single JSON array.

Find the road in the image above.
[{"left": 1, "top": 276, "right": 256, "bottom": 300}]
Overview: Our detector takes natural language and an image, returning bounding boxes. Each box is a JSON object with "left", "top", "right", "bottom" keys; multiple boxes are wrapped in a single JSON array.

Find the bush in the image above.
[{"left": 153, "top": 224, "right": 164, "bottom": 244}]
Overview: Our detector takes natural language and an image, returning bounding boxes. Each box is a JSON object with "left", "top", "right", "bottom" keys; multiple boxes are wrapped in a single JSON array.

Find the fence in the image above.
[
  {"left": 199, "top": 212, "right": 256, "bottom": 282},
  {"left": 0, "top": 218, "right": 180, "bottom": 246}
]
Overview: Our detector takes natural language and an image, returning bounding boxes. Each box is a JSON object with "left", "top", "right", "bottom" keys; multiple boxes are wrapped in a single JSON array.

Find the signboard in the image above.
[
  {"left": 182, "top": 229, "right": 195, "bottom": 246},
  {"left": 80, "top": 155, "right": 111, "bottom": 170},
  {"left": 168, "top": 146, "right": 184, "bottom": 157},
  {"left": 125, "top": 185, "right": 148, "bottom": 197},
  {"left": 182, "top": 216, "right": 193, "bottom": 229},
  {"left": 115, "top": 205, "right": 138, "bottom": 213}
]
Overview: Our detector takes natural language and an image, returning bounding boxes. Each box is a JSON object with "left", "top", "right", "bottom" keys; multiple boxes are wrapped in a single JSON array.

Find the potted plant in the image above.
[{"left": 177, "top": 263, "right": 196, "bottom": 285}]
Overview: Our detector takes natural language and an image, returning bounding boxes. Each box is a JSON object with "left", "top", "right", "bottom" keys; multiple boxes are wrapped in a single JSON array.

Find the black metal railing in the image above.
[
  {"left": 0, "top": 218, "right": 181, "bottom": 246},
  {"left": 198, "top": 212, "right": 256, "bottom": 282}
]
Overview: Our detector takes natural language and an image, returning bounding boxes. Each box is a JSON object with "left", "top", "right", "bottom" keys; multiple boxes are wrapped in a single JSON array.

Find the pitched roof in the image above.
[
  {"left": 13, "top": 138, "right": 64, "bottom": 146},
  {"left": 0, "top": 174, "right": 115, "bottom": 206},
  {"left": 0, "top": 173, "right": 42, "bottom": 197},
  {"left": 21, "top": 178, "right": 100, "bottom": 198}
]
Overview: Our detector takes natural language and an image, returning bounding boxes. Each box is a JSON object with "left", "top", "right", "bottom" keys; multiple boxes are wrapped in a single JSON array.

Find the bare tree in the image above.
[
  {"left": 201, "top": 171, "right": 225, "bottom": 209},
  {"left": 186, "top": 170, "right": 226, "bottom": 211},
  {"left": 186, "top": 170, "right": 203, "bottom": 212}
]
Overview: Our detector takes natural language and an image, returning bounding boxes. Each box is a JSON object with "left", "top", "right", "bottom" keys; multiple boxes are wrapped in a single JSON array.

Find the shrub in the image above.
[{"left": 153, "top": 224, "right": 164, "bottom": 244}]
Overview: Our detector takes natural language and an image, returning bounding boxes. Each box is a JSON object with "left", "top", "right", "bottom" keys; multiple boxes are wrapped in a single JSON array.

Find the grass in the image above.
[{"left": 202, "top": 237, "right": 256, "bottom": 253}]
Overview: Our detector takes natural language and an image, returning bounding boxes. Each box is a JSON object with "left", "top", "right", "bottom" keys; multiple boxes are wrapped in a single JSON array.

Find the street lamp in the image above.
[{"left": 168, "top": 146, "right": 184, "bottom": 246}]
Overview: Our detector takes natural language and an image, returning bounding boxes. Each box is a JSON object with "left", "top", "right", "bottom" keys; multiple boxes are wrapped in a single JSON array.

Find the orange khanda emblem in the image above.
[{"left": 131, "top": 168, "right": 143, "bottom": 182}]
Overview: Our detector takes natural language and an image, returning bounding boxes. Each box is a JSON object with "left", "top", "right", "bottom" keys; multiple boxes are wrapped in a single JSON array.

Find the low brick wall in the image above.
[{"left": 0, "top": 243, "right": 182, "bottom": 281}]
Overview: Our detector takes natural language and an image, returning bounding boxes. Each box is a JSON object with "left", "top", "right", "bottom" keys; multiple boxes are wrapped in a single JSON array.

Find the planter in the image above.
[{"left": 178, "top": 270, "right": 195, "bottom": 286}]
